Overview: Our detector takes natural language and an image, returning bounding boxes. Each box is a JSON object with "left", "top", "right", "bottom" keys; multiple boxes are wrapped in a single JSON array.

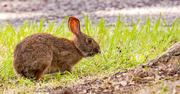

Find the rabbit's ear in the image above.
[{"left": 68, "top": 17, "right": 81, "bottom": 35}]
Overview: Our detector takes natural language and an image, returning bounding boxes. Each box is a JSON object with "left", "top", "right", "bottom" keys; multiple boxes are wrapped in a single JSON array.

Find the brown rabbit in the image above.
[{"left": 13, "top": 17, "right": 100, "bottom": 79}]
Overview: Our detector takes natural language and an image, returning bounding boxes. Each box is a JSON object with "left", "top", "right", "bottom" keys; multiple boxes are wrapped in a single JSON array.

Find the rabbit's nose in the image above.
[{"left": 98, "top": 50, "right": 101, "bottom": 54}]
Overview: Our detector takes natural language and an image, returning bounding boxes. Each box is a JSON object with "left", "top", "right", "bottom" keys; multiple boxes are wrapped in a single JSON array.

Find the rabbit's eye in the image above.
[{"left": 87, "top": 38, "right": 92, "bottom": 43}]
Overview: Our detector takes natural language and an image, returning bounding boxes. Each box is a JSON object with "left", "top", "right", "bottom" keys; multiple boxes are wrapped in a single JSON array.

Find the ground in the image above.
[{"left": 0, "top": 0, "right": 180, "bottom": 94}]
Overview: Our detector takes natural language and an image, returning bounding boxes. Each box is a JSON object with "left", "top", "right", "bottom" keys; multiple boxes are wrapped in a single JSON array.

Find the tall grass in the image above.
[{"left": 0, "top": 16, "right": 180, "bottom": 93}]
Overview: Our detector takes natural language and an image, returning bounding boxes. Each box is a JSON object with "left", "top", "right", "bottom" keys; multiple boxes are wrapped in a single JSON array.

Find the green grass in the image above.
[{"left": 0, "top": 15, "right": 180, "bottom": 93}]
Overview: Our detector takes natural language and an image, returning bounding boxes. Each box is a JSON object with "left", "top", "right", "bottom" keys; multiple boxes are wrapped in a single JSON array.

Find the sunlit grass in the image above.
[{"left": 0, "top": 15, "right": 180, "bottom": 93}]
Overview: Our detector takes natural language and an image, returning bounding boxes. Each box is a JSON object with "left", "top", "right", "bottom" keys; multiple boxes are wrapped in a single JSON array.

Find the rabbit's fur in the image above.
[{"left": 13, "top": 17, "right": 100, "bottom": 79}]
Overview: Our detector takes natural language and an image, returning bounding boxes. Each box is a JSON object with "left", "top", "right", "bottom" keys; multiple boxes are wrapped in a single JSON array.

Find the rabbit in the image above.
[{"left": 13, "top": 17, "right": 101, "bottom": 79}]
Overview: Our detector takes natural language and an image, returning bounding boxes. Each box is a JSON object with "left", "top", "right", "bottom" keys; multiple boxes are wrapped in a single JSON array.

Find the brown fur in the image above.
[{"left": 13, "top": 17, "right": 100, "bottom": 79}]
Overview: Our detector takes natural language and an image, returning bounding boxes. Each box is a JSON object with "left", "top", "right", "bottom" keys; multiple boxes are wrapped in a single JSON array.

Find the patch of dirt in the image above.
[{"left": 35, "top": 42, "right": 180, "bottom": 94}]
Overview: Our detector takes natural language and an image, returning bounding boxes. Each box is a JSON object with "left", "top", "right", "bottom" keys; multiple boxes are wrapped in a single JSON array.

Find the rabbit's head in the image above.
[{"left": 68, "top": 17, "right": 100, "bottom": 57}]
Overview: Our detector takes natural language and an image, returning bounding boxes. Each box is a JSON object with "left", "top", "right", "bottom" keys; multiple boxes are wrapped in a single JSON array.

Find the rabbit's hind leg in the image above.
[
  {"left": 29, "top": 44, "right": 53, "bottom": 79},
  {"left": 34, "top": 70, "right": 44, "bottom": 79},
  {"left": 33, "top": 61, "right": 51, "bottom": 80}
]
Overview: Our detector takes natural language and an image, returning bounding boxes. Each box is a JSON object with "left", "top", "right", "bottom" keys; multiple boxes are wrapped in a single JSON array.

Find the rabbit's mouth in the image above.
[
  {"left": 87, "top": 49, "right": 101, "bottom": 57},
  {"left": 87, "top": 53, "right": 95, "bottom": 57}
]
